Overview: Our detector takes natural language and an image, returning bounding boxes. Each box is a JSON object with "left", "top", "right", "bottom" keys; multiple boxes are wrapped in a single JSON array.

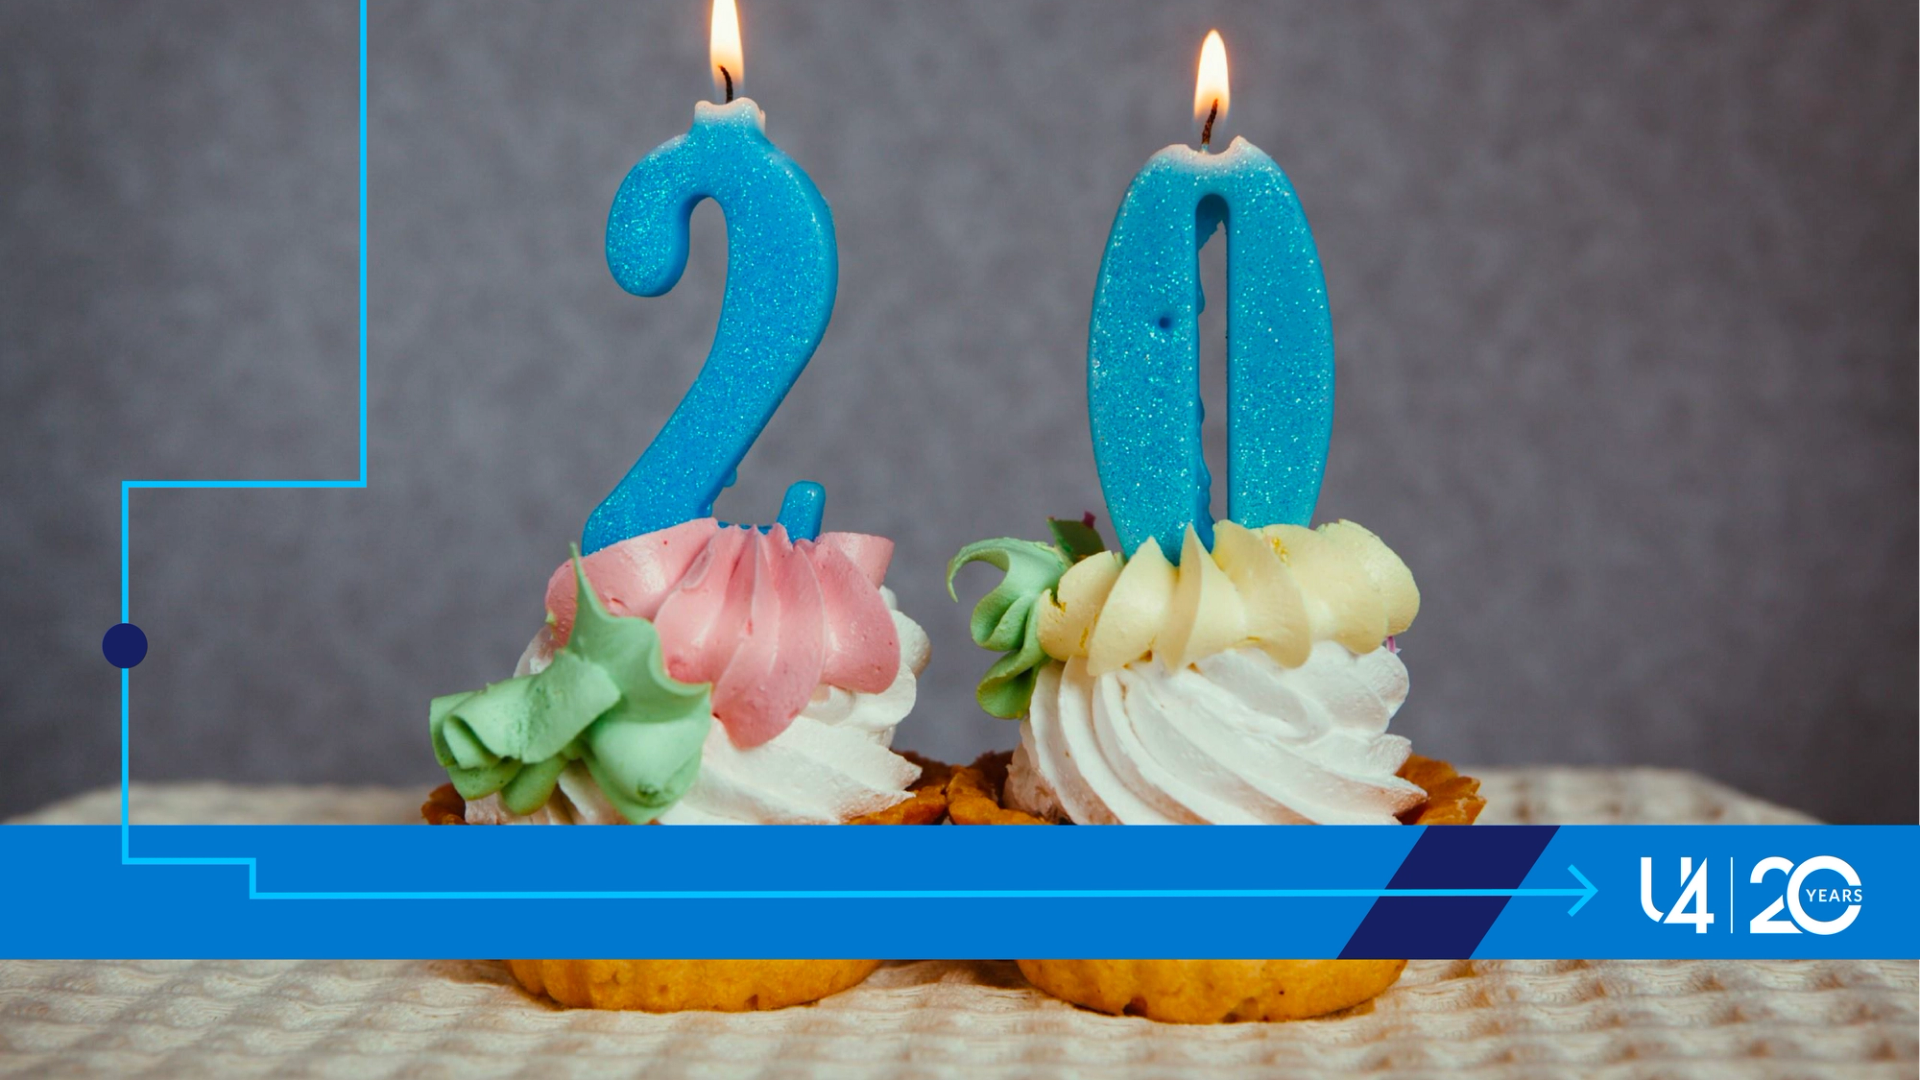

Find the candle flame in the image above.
[
  {"left": 711, "top": 0, "right": 743, "bottom": 102},
  {"left": 1193, "top": 30, "right": 1230, "bottom": 145}
]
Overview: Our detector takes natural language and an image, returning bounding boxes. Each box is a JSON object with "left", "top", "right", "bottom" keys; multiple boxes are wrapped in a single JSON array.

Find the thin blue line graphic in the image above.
[
  {"left": 133, "top": 861, "right": 1601, "bottom": 910},
  {"left": 358, "top": 0, "right": 368, "bottom": 474},
  {"left": 121, "top": 0, "right": 370, "bottom": 865},
  {"left": 108, "top": 4, "right": 1598, "bottom": 920}
]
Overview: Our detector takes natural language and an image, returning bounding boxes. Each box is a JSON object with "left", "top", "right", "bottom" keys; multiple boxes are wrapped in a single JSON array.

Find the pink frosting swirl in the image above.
[{"left": 543, "top": 519, "right": 901, "bottom": 749}]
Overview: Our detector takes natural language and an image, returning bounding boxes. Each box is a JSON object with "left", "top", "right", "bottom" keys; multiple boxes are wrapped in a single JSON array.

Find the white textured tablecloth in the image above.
[{"left": 3, "top": 769, "right": 1914, "bottom": 1080}]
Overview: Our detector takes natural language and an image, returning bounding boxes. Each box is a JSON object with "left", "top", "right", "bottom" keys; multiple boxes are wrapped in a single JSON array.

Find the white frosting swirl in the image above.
[
  {"left": 1006, "top": 641, "right": 1426, "bottom": 825},
  {"left": 466, "top": 589, "right": 929, "bottom": 826}
]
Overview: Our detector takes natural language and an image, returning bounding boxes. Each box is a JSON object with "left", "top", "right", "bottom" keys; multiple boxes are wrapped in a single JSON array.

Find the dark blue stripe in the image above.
[{"left": 1338, "top": 825, "right": 1559, "bottom": 959}]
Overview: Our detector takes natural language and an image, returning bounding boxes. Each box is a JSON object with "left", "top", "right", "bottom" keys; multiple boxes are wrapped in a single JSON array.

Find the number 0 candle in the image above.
[
  {"left": 582, "top": 0, "right": 836, "bottom": 555},
  {"left": 1088, "top": 31, "right": 1334, "bottom": 560}
]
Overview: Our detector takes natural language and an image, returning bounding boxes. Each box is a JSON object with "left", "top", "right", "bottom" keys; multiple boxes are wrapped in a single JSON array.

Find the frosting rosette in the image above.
[
  {"left": 434, "top": 519, "right": 926, "bottom": 824},
  {"left": 546, "top": 519, "right": 901, "bottom": 748},
  {"left": 951, "top": 515, "right": 1427, "bottom": 826},
  {"left": 430, "top": 557, "right": 713, "bottom": 824},
  {"left": 469, "top": 586, "right": 929, "bottom": 825}
]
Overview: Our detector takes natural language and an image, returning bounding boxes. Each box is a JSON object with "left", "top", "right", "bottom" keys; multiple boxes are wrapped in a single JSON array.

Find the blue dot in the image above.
[{"left": 103, "top": 623, "right": 148, "bottom": 669}]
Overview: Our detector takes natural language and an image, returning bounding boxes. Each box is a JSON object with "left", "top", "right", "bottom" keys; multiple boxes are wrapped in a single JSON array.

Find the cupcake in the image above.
[
  {"left": 428, "top": 517, "right": 940, "bottom": 1010},
  {"left": 948, "top": 514, "right": 1483, "bottom": 1022}
]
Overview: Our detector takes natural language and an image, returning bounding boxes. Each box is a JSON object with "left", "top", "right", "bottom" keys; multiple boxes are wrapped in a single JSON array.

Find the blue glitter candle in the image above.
[
  {"left": 1088, "top": 32, "right": 1333, "bottom": 560},
  {"left": 582, "top": 2, "right": 836, "bottom": 555}
]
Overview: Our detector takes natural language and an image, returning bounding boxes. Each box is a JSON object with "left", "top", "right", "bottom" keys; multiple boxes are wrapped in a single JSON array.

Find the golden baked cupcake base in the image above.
[
  {"left": 425, "top": 755, "right": 952, "bottom": 1012},
  {"left": 507, "top": 958, "right": 883, "bottom": 1012},
  {"left": 1015, "top": 958, "right": 1410, "bottom": 1024}
]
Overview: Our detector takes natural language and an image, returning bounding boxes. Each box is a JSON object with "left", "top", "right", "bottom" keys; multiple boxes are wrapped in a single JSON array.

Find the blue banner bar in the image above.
[{"left": 2, "top": 825, "right": 1911, "bottom": 959}]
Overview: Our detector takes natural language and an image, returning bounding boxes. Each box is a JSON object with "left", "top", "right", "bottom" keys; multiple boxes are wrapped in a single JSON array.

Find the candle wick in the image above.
[
  {"left": 1199, "top": 99, "right": 1219, "bottom": 150},
  {"left": 719, "top": 65, "right": 735, "bottom": 104}
]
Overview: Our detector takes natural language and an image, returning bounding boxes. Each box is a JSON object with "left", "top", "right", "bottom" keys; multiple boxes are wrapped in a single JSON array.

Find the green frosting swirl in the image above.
[
  {"left": 429, "top": 555, "right": 713, "bottom": 823},
  {"left": 946, "top": 518, "right": 1107, "bottom": 719}
]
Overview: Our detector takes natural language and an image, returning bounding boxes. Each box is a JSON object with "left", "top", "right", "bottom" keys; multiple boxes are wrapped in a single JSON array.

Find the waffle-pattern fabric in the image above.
[{"left": 3, "top": 770, "right": 1913, "bottom": 1080}]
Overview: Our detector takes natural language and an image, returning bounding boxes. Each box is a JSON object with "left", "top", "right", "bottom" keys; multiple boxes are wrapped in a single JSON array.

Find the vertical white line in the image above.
[{"left": 1728, "top": 856, "right": 1734, "bottom": 933}]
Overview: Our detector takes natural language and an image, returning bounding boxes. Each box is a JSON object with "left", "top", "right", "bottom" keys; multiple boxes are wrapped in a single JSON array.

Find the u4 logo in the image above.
[{"left": 1640, "top": 856, "right": 1716, "bottom": 933}]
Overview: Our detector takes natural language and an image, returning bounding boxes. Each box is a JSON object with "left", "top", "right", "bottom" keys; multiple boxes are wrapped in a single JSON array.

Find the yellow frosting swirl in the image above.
[{"left": 1037, "top": 520, "right": 1418, "bottom": 677}]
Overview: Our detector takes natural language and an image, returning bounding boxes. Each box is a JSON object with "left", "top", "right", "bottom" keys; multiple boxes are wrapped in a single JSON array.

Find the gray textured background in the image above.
[{"left": 1, "top": 0, "right": 1914, "bottom": 823}]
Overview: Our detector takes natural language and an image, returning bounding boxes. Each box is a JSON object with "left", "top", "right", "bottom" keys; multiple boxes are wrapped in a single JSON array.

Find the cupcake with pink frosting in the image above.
[{"left": 423, "top": 517, "right": 938, "bottom": 1012}]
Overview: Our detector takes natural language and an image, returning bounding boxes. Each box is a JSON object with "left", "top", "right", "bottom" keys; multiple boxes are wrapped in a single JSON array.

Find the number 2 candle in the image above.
[
  {"left": 582, "top": 0, "right": 836, "bottom": 555},
  {"left": 1088, "top": 31, "right": 1334, "bottom": 560},
  {"left": 431, "top": 0, "right": 932, "bottom": 834}
]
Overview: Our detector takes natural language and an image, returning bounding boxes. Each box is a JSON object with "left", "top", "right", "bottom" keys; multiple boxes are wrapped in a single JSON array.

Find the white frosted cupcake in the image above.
[{"left": 948, "top": 516, "right": 1483, "bottom": 1021}]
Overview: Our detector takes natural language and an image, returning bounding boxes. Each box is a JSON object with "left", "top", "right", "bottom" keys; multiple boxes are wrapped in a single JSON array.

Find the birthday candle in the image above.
[
  {"left": 583, "top": 0, "right": 835, "bottom": 555},
  {"left": 1087, "top": 30, "right": 1334, "bottom": 560}
]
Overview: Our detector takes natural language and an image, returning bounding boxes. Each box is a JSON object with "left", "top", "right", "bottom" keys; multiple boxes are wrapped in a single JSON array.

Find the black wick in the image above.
[
  {"left": 719, "top": 65, "right": 735, "bottom": 103},
  {"left": 1199, "top": 98, "right": 1219, "bottom": 150}
]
